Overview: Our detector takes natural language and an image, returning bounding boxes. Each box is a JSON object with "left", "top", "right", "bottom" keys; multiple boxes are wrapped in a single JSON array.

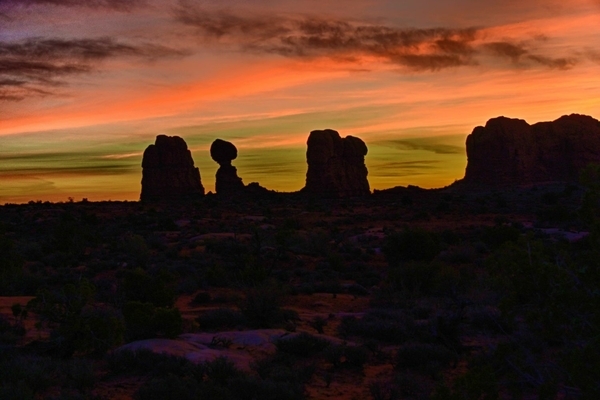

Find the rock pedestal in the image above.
[
  {"left": 463, "top": 114, "right": 600, "bottom": 186},
  {"left": 140, "top": 135, "right": 204, "bottom": 201},
  {"left": 210, "top": 139, "right": 245, "bottom": 195},
  {"left": 302, "top": 129, "right": 370, "bottom": 197}
]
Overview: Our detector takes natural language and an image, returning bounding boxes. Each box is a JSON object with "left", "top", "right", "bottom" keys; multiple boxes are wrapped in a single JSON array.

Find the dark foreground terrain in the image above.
[{"left": 1, "top": 182, "right": 599, "bottom": 400}]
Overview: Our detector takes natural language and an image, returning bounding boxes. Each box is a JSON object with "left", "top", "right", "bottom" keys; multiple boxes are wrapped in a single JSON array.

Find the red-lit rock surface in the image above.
[
  {"left": 463, "top": 114, "right": 600, "bottom": 186},
  {"left": 140, "top": 135, "right": 204, "bottom": 201},
  {"left": 303, "top": 129, "right": 370, "bottom": 197}
]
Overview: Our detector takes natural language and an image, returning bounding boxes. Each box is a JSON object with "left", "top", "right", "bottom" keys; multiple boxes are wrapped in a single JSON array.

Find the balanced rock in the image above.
[
  {"left": 210, "top": 139, "right": 245, "bottom": 195},
  {"left": 302, "top": 129, "right": 370, "bottom": 197},
  {"left": 462, "top": 114, "right": 600, "bottom": 186},
  {"left": 140, "top": 135, "right": 204, "bottom": 201}
]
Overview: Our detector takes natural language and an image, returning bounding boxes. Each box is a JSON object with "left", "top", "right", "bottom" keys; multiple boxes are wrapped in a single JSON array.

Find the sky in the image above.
[{"left": 1, "top": 0, "right": 599, "bottom": 203}]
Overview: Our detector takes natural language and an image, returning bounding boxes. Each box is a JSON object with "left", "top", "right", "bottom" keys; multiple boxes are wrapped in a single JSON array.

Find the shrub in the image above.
[
  {"left": 191, "top": 291, "right": 212, "bottom": 304},
  {"left": 324, "top": 344, "right": 369, "bottom": 370},
  {"left": 481, "top": 225, "right": 520, "bottom": 250},
  {"left": 370, "top": 372, "right": 431, "bottom": 400},
  {"left": 196, "top": 308, "right": 247, "bottom": 330},
  {"left": 136, "top": 374, "right": 202, "bottom": 400},
  {"left": 123, "top": 268, "right": 176, "bottom": 308},
  {"left": 240, "top": 284, "right": 295, "bottom": 328},
  {"left": 275, "top": 332, "right": 331, "bottom": 357},
  {"left": 338, "top": 309, "right": 416, "bottom": 344},
  {"left": 383, "top": 229, "right": 441, "bottom": 265},
  {"left": 132, "top": 355, "right": 306, "bottom": 400},
  {"left": 394, "top": 343, "right": 456, "bottom": 375},
  {"left": 123, "top": 234, "right": 150, "bottom": 267},
  {"left": 123, "top": 301, "right": 182, "bottom": 341},
  {"left": 27, "top": 280, "right": 123, "bottom": 356},
  {"left": 0, "top": 232, "right": 25, "bottom": 294},
  {"left": 431, "top": 365, "right": 499, "bottom": 400},
  {"left": 107, "top": 349, "right": 194, "bottom": 377},
  {"left": 0, "top": 350, "right": 96, "bottom": 399}
]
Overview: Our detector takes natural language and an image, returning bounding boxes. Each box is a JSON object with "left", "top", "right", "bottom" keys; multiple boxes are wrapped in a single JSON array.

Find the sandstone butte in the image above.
[
  {"left": 140, "top": 135, "right": 204, "bottom": 201},
  {"left": 461, "top": 114, "right": 600, "bottom": 187},
  {"left": 302, "top": 129, "right": 370, "bottom": 197},
  {"left": 210, "top": 139, "right": 245, "bottom": 196}
]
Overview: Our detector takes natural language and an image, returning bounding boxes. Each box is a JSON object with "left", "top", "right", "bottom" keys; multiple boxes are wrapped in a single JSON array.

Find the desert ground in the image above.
[{"left": 1, "top": 183, "right": 599, "bottom": 399}]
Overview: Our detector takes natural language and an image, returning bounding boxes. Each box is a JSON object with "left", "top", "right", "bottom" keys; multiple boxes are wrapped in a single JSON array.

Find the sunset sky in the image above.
[{"left": 1, "top": 0, "right": 599, "bottom": 203}]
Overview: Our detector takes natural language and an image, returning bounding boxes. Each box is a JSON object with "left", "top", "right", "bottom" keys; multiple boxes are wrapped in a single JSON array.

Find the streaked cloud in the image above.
[
  {"left": 370, "top": 160, "right": 441, "bottom": 178},
  {"left": 0, "top": 0, "right": 144, "bottom": 11},
  {"left": 484, "top": 41, "right": 577, "bottom": 69},
  {"left": 175, "top": 4, "right": 581, "bottom": 72},
  {"left": 175, "top": 5, "right": 480, "bottom": 71},
  {"left": 380, "top": 138, "right": 464, "bottom": 155},
  {"left": 0, "top": 37, "right": 186, "bottom": 101}
]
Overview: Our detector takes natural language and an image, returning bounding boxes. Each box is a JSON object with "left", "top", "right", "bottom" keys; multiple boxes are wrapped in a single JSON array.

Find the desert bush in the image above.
[
  {"left": 0, "top": 314, "right": 25, "bottom": 344},
  {"left": 480, "top": 224, "right": 520, "bottom": 250},
  {"left": 563, "top": 339, "right": 600, "bottom": 398},
  {"left": 107, "top": 349, "right": 194, "bottom": 377},
  {"left": 123, "top": 234, "right": 150, "bottom": 267},
  {"left": 394, "top": 342, "right": 456, "bottom": 375},
  {"left": 196, "top": 308, "right": 247, "bottom": 330},
  {"left": 275, "top": 332, "right": 331, "bottom": 357},
  {"left": 240, "top": 284, "right": 297, "bottom": 328},
  {"left": 0, "top": 231, "right": 25, "bottom": 294},
  {"left": 338, "top": 309, "right": 416, "bottom": 344},
  {"left": 383, "top": 228, "right": 441, "bottom": 265},
  {"left": 153, "top": 307, "right": 183, "bottom": 338},
  {"left": 0, "top": 350, "right": 96, "bottom": 399},
  {"left": 45, "top": 212, "right": 89, "bottom": 254},
  {"left": 324, "top": 344, "right": 369, "bottom": 370},
  {"left": 385, "top": 261, "right": 459, "bottom": 296},
  {"left": 133, "top": 355, "right": 306, "bottom": 400},
  {"left": 370, "top": 372, "right": 431, "bottom": 400},
  {"left": 123, "top": 267, "right": 175, "bottom": 308},
  {"left": 537, "top": 204, "right": 572, "bottom": 224},
  {"left": 136, "top": 374, "right": 202, "bottom": 400},
  {"left": 431, "top": 365, "right": 498, "bottom": 400},
  {"left": 27, "top": 279, "right": 123, "bottom": 356},
  {"left": 486, "top": 238, "right": 590, "bottom": 342},
  {"left": 309, "top": 316, "right": 327, "bottom": 334},
  {"left": 191, "top": 292, "right": 212, "bottom": 304},
  {"left": 71, "top": 306, "right": 124, "bottom": 356},
  {"left": 123, "top": 301, "right": 182, "bottom": 341},
  {"left": 253, "top": 352, "right": 316, "bottom": 385}
]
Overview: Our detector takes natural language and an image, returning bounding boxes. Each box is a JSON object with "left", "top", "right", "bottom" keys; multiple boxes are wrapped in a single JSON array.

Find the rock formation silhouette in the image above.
[
  {"left": 302, "top": 129, "right": 370, "bottom": 197},
  {"left": 462, "top": 114, "right": 600, "bottom": 186},
  {"left": 210, "top": 139, "right": 245, "bottom": 195},
  {"left": 140, "top": 135, "right": 204, "bottom": 201}
]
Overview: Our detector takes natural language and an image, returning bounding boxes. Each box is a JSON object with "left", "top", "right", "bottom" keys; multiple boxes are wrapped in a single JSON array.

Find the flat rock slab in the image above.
[{"left": 115, "top": 329, "right": 350, "bottom": 371}]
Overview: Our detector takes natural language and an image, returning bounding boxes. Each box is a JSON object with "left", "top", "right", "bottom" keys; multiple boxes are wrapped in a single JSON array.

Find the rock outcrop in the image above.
[
  {"left": 140, "top": 135, "right": 204, "bottom": 201},
  {"left": 302, "top": 129, "right": 370, "bottom": 197},
  {"left": 462, "top": 114, "right": 600, "bottom": 186},
  {"left": 210, "top": 139, "right": 245, "bottom": 195}
]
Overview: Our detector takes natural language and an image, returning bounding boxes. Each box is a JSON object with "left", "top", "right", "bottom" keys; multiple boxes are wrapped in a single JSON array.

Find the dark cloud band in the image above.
[
  {"left": 175, "top": 6, "right": 480, "bottom": 71},
  {"left": 0, "top": 0, "right": 144, "bottom": 11},
  {"left": 0, "top": 37, "right": 185, "bottom": 101},
  {"left": 175, "top": 4, "right": 579, "bottom": 73}
]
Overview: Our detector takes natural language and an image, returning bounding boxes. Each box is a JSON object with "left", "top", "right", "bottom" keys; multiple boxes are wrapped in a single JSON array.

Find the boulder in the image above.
[
  {"left": 140, "top": 135, "right": 204, "bottom": 201},
  {"left": 302, "top": 129, "right": 370, "bottom": 197},
  {"left": 210, "top": 139, "right": 245, "bottom": 195},
  {"left": 462, "top": 114, "right": 600, "bottom": 186}
]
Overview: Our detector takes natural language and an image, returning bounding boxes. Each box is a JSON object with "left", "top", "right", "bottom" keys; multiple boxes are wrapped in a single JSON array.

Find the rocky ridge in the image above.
[{"left": 462, "top": 114, "right": 600, "bottom": 186}]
